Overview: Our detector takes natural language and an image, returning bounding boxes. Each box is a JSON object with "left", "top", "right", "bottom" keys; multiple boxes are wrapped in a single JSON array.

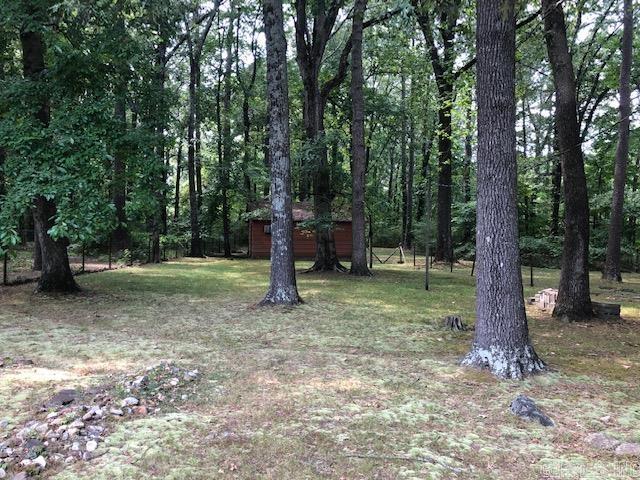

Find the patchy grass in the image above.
[{"left": 1, "top": 258, "right": 639, "bottom": 479}]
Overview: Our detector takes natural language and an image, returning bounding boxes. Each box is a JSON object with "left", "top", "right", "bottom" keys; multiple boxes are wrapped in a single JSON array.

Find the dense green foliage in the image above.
[{"left": 0, "top": 0, "right": 638, "bottom": 269}]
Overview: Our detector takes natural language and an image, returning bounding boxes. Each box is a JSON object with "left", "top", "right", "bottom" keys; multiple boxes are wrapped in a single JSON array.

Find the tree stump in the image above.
[{"left": 443, "top": 315, "right": 467, "bottom": 331}]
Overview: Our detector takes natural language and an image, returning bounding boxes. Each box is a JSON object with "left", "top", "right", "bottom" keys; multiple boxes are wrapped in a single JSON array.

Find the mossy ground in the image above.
[{"left": 1, "top": 256, "right": 639, "bottom": 479}]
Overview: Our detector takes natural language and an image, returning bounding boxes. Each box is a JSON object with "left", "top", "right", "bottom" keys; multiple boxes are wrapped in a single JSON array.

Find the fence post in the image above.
[
  {"left": 530, "top": 256, "right": 534, "bottom": 287},
  {"left": 81, "top": 244, "right": 86, "bottom": 273},
  {"left": 108, "top": 236, "right": 112, "bottom": 270}
]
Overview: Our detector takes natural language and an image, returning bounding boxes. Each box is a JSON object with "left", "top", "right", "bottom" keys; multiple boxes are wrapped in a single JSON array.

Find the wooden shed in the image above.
[{"left": 248, "top": 201, "right": 352, "bottom": 260}]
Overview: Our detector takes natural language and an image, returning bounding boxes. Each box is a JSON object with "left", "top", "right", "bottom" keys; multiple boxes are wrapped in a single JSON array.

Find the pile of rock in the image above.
[{"left": 0, "top": 362, "right": 200, "bottom": 479}]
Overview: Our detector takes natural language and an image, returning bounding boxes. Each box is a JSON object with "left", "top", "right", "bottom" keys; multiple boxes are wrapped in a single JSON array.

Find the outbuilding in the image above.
[{"left": 248, "top": 201, "right": 352, "bottom": 260}]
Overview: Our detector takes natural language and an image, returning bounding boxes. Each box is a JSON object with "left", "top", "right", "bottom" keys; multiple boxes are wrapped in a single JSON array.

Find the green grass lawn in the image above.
[{"left": 1, "top": 258, "right": 639, "bottom": 479}]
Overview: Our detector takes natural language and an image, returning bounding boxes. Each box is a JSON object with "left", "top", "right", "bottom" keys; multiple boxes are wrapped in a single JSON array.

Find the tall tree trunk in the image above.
[
  {"left": 388, "top": 146, "right": 395, "bottom": 202},
  {"left": 112, "top": 0, "right": 129, "bottom": 251},
  {"left": 349, "top": 0, "right": 371, "bottom": 276},
  {"left": 221, "top": 7, "right": 235, "bottom": 258},
  {"left": 174, "top": 138, "right": 183, "bottom": 220},
  {"left": 406, "top": 114, "right": 415, "bottom": 249},
  {"left": 20, "top": 19, "right": 78, "bottom": 292},
  {"left": 629, "top": 152, "right": 639, "bottom": 247},
  {"left": 150, "top": 38, "right": 168, "bottom": 264},
  {"left": 542, "top": 0, "right": 593, "bottom": 320},
  {"left": 413, "top": 0, "right": 459, "bottom": 263},
  {"left": 435, "top": 91, "right": 453, "bottom": 262},
  {"left": 603, "top": 0, "right": 633, "bottom": 282},
  {"left": 187, "top": 37, "right": 203, "bottom": 257},
  {"left": 260, "top": 0, "right": 302, "bottom": 305},
  {"left": 462, "top": 0, "right": 544, "bottom": 379},
  {"left": 112, "top": 96, "right": 129, "bottom": 251},
  {"left": 195, "top": 63, "right": 203, "bottom": 210},
  {"left": 550, "top": 143, "right": 562, "bottom": 236},
  {"left": 294, "top": 0, "right": 348, "bottom": 273},
  {"left": 400, "top": 75, "right": 408, "bottom": 247},
  {"left": 416, "top": 123, "right": 432, "bottom": 221},
  {"left": 462, "top": 125, "right": 473, "bottom": 244}
]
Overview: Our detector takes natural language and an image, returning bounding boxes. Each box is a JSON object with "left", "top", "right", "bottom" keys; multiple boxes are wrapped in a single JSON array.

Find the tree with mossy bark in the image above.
[
  {"left": 259, "top": 0, "right": 302, "bottom": 306},
  {"left": 462, "top": 0, "right": 545, "bottom": 379}
]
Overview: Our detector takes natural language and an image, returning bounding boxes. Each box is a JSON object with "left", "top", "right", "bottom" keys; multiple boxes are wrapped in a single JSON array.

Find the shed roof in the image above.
[{"left": 248, "top": 199, "right": 351, "bottom": 222}]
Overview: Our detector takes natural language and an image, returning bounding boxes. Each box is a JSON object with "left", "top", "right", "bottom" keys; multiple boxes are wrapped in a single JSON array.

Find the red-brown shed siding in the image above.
[{"left": 249, "top": 220, "right": 352, "bottom": 260}]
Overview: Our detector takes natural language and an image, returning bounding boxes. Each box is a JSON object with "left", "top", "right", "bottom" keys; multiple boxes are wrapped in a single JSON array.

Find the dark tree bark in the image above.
[
  {"left": 550, "top": 147, "right": 562, "bottom": 236},
  {"left": 221, "top": 6, "right": 235, "bottom": 258},
  {"left": 187, "top": 37, "right": 203, "bottom": 257},
  {"left": 293, "top": 0, "right": 347, "bottom": 272},
  {"left": 174, "top": 138, "right": 183, "bottom": 220},
  {"left": 416, "top": 122, "right": 433, "bottom": 221},
  {"left": 406, "top": 114, "right": 415, "bottom": 249},
  {"left": 111, "top": 0, "right": 129, "bottom": 251},
  {"left": 603, "top": 0, "right": 633, "bottom": 282},
  {"left": 413, "top": 0, "right": 459, "bottom": 262},
  {"left": 236, "top": 18, "right": 260, "bottom": 212},
  {"left": 20, "top": 17, "right": 78, "bottom": 293},
  {"left": 112, "top": 96, "right": 129, "bottom": 251},
  {"left": 260, "top": 0, "right": 302, "bottom": 306},
  {"left": 349, "top": 0, "right": 371, "bottom": 277},
  {"left": 185, "top": 8, "right": 217, "bottom": 257},
  {"left": 542, "top": 0, "right": 593, "bottom": 320},
  {"left": 461, "top": 126, "right": 472, "bottom": 244},
  {"left": 400, "top": 75, "right": 409, "bottom": 247},
  {"left": 462, "top": 0, "right": 544, "bottom": 379}
]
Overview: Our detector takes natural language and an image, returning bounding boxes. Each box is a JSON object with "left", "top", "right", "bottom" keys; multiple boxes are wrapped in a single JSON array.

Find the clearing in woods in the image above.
[{"left": 1, "top": 258, "right": 639, "bottom": 479}]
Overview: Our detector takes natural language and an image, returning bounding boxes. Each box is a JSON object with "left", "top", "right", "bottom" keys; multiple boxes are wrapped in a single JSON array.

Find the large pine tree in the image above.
[{"left": 462, "top": 0, "right": 544, "bottom": 379}]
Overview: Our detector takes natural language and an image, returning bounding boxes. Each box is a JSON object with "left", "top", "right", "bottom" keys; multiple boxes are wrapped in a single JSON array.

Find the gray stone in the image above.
[
  {"left": 510, "top": 395, "right": 554, "bottom": 427},
  {"left": 614, "top": 442, "right": 640, "bottom": 456},
  {"left": 584, "top": 432, "right": 621, "bottom": 451},
  {"left": 109, "top": 408, "right": 124, "bottom": 416},
  {"left": 46, "top": 389, "right": 79, "bottom": 407},
  {"left": 0, "top": 467, "right": 5, "bottom": 478},
  {"left": 11, "top": 473, "right": 27, "bottom": 480},
  {"left": 86, "top": 440, "right": 97, "bottom": 452}
]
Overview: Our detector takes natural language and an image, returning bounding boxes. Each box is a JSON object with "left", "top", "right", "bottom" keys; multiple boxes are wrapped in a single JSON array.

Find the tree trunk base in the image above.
[
  {"left": 461, "top": 344, "right": 546, "bottom": 379},
  {"left": 601, "top": 271, "right": 622, "bottom": 283},
  {"left": 349, "top": 265, "right": 372, "bottom": 276},
  {"left": 259, "top": 287, "right": 303, "bottom": 306},
  {"left": 36, "top": 274, "right": 80, "bottom": 294},
  {"left": 552, "top": 303, "right": 593, "bottom": 322},
  {"left": 304, "top": 260, "right": 349, "bottom": 273}
]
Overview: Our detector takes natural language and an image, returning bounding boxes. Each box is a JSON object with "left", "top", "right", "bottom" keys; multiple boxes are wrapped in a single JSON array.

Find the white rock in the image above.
[
  {"left": 109, "top": 408, "right": 124, "bottom": 416},
  {"left": 121, "top": 397, "right": 139, "bottom": 407},
  {"left": 86, "top": 440, "right": 98, "bottom": 452},
  {"left": 65, "top": 456, "right": 75, "bottom": 464},
  {"left": 69, "top": 420, "right": 84, "bottom": 429},
  {"left": 33, "top": 455, "right": 46, "bottom": 469},
  {"left": 0, "top": 467, "right": 5, "bottom": 478},
  {"left": 71, "top": 442, "right": 81, "bottom": 451}
]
